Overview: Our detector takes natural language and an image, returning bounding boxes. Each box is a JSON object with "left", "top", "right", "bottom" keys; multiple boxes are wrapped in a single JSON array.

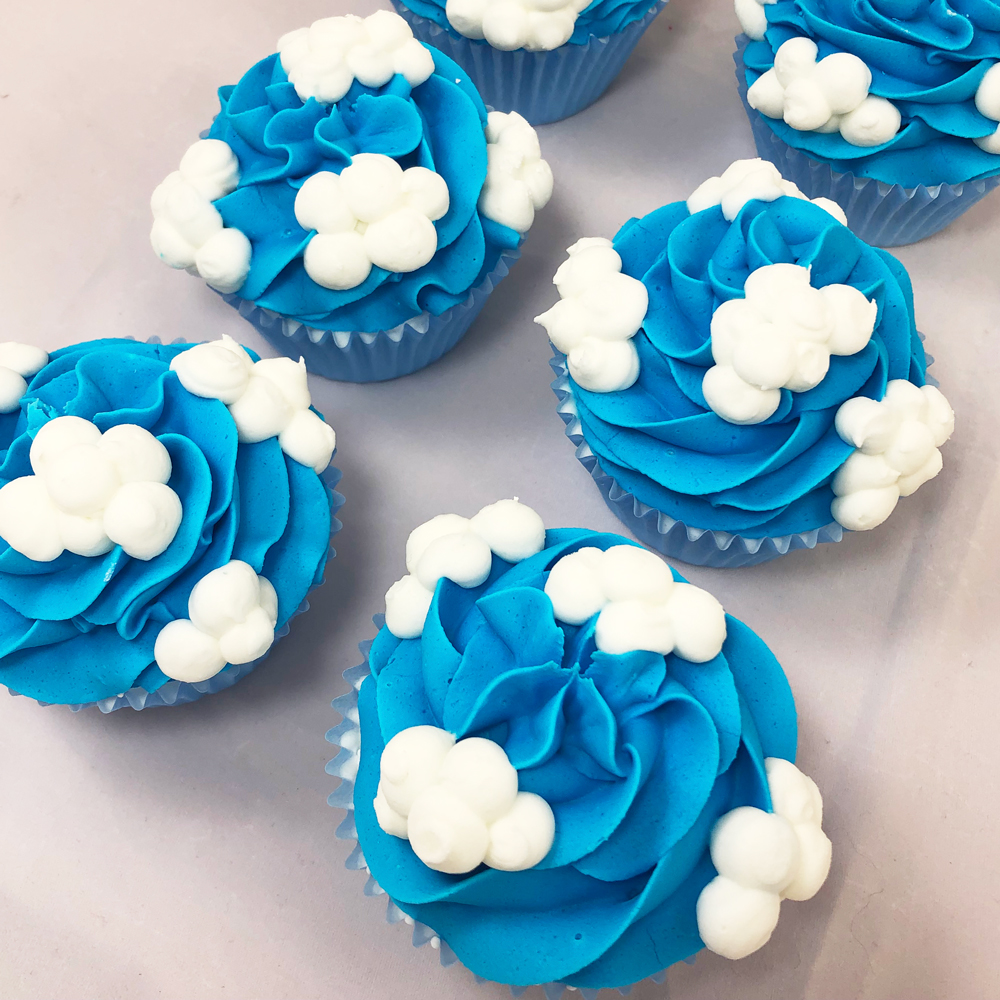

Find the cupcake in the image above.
[
  {"left": 149, "top": 10, "right": 552, "bottom": 383},
  {"left": 734, "top": 0, "right": 1000, "bottom": 246},
  {"left": 328, "top": 499, "right": 832, "bottom": 991},
  {"left": 536, "top": 159, "right": 956, "bottom": 568},
  {"left": 390, "top": 0, "right": 668, "bottom": 124},
  {"left": 0, "top": 336, "right": 342, "bottom": 712}
]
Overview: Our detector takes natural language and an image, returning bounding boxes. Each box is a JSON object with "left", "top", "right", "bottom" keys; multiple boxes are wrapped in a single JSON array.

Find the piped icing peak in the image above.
[
  {"left": 445, "top": 0, "right": 592, "bottom": 51},
  {"left": 0, "top": 343, "right": 48, "bottom": 413}
]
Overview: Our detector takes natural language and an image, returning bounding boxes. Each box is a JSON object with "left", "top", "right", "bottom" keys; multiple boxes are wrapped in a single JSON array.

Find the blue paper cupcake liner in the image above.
[
  {"left": 391, "top": 0, "right": 667, "bottom": 125},
  {"left": 220, "top": 249, "right": 519, "bottom": 383},
  {"left": 734, "top": 35, "right": 1000, "bottom": 248}
]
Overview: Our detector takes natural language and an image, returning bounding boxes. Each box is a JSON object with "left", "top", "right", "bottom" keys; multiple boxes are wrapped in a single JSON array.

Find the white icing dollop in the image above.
[
  {"left": 169, "top": 336, "right": 335, "bottom": 474},
  {"left": 277, "top": 11, "right": 435, "bottom": 105},
  {"left": 696, "top": 757, "right": 831, "bottom": 960},
  {"left": 748, "top": 38, "right": 901, "bottom": 148},
  {"left": 534, "top": 238, "right": 648, "bottom": 393},
  {"left": 478, "top": 112, "right": 553, "bottom": 234},
  {"left": 735, "top": 0, "right": 776, "bottom": 41},
  {"left": 374, "top": 726, "right": 555, "bottom": 873},
  {"left": 703, "top": 263, "right": 878, "bottom": 425},
  {"left": 544, "top": 544, "right": 727, "bottom": 663},
  {"left": 295, "top": 154, "right": 449, "bottom": 291},
  {"left": 830, "top": 380, "right": 954, "bottom": 531},
  {"left": 153, "top": 560, "right": 279, "bottom": 683},
  {"left": 150, "top": 139, "right": 251, "bottom": 294},
  {"left": 0, "top": 417, "right": 182, "bottom": 563},
  {"left": 687, "top": 158, "right": 848, "bottom": 224},
  {"left": 974, "top": 62, "right": 1000, "bottom": 154},
  {"left": 445, "top": 0, "right": 591, "bottom": 51},
  {"left": 0, "top": 343, "right": 48, "bottom": 414},
  {"left": 384, "top": 499, "right": 545, "bottom": 639}
]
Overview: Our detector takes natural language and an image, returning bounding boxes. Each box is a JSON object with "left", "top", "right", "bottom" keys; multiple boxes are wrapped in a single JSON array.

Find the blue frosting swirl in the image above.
[
  {"left": 354, "top": 528, "right": 797, "bottom": 987},
  {"left": 568, "top": 196, "right": 927, "bottom": 538},
  {"left": 744, "top": 0, "right": 1000, "bottom": 186},
  {"left": 0, "top": 339, "right": 334, "bottom": 705},
  {"left": 207, "top": 47, "right": 522, "bottom": 331}
]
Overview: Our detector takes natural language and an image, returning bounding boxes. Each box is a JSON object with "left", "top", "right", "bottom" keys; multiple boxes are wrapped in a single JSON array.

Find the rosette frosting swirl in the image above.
[
  {"left": 0, "top": 339, "right": 335, "bottom": 705},
  {"left": 354, "top": 528, "right": 799, "bottom": 987}
]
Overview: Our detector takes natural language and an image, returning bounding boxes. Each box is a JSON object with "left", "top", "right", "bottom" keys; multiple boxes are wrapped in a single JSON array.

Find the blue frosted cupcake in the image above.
[
  {"left": 329, "top": 499, "right": 833, "bottom": 991},
  {"left": 149, "top": 11, "right": 552, "bottom": 383},
  {"left": 0, "top": 336, "right": 341, "bottom": 712},
  {"left": 536, "top": 159, "right": 956, "bottom": 568},
  {"left": 734, "top": 0, "right": 1000, "bottom": 246}
]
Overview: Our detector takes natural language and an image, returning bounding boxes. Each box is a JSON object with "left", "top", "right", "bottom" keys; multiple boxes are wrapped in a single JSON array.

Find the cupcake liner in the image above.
[
  {"left": 391, "top": 0, "right": 667, "bottom": 125},
  {"left": 219, "top": 249, "right": 520, "bottom": 383},
  {"left": 734, "top": 35, "right": 1000, "bottom": 248}
]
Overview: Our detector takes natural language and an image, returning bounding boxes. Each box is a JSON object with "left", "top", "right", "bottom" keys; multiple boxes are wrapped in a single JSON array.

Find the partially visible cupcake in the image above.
[
  {"left": 391, "top": 0, "right": 668, "bottom": 124},
  {"left": 734, "top": 0, "right": 1000, "bottom": 245},
  {"left": 0, "top": 336, "right": 341, "bottom": 712},
  {"left": 149, "top": 10, "right": 552, "bottom": 383},
  {"left": 329, "top": 499, "right": 833, "bottom": 991},
  {"left": 536, "top": 159, "right": 956, "bottom": 568}
]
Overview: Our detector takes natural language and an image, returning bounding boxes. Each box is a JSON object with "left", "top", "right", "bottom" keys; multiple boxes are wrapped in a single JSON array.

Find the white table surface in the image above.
[{"left": 2, "top": 1, "right": 999, "bottom": 998}]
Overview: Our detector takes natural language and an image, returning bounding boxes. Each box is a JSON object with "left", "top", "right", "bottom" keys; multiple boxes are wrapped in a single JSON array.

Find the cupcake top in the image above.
[
  {"left": 0, "top": 337, "right": 338, "bottom": 707},
  {"left": 536, "top": 159, "right": 955, "bottom": 540},
  {"left": 149, "top": 11, "right": 552, "bottom": 333},
  {"left": 351, "top": 500, "right": 831, "bottom": 987},
  {"left": 738, "top": 0, "right": 1000, "bottom": 186}
]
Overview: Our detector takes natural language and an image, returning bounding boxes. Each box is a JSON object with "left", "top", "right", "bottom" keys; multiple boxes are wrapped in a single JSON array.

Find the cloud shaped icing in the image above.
[
  {"left": 444, "top": 0, "right": 592, "bottom": 51},
  {"left": 153, "top": 560, "right": 279, "bottom": 683},
  {"left": 702, "top": 263, "right": 878, "bottom": 425},
  {"left": 0, "top": 343, "right": 48, "bottom": 413},
  {"left": 974, "top": 63, "right": 1000, "bottom": 154},
  {"left": 748, "top": 37, "right": 901, "bottom": 148},
  {"left": 544, "top": 544, "right": 727, "bottom": 663},
  {"left": 478, "top": 112, "right": 553, "bottom": 234},
  {"left": 294, "top": 154, "right": 450, "bottom": 291},
  {"left": 374, "top": 726, "right": 556, "bottom": 874},
  {"left": 150, "top": 139, "right": 251, "bottom": 294},
  {"left": 696, "top": 757, "right": 832, "bottom": 960},
  {"left": 734, "top": 0, "right": 776, "bottom": 41},
  {"left": 831, "top": 380, "right": 955, "bottom": 531},
  {"left": 0, "top": 416, "right": 182, "bottom": 563},
  {"left": 169, "top": 336, "right": 336, "bottom": 474}
]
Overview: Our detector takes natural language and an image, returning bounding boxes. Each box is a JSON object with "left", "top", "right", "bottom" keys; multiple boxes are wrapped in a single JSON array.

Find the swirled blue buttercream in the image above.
[
  {"left": 354, "top": 528, "right": 797, "bottom": 987},
  {"left": 743, "top": 0, "right": 1000, "bottom": 186},
  {"left": 0, "top": 339, "right": 334, "bottom": 705}
]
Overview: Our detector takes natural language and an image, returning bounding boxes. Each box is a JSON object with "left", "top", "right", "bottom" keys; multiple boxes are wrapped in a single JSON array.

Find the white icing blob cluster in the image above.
[
  {"left": 445, "top": 0, "right": 591, "bottom": 52},
  {"left": 153, "top": 560, "right": 278, "bottom": 683},
  {"left": 703, "top": 263, "right": 878, "bottom": 425},
  {"left": 170, "top": 336, "right": 335, "bottom": 474},
  {"left": 0, "top": 417, "right": 182, "bottom": 563},
  {"left": 544, "top": 544, "right": 727, "bottom": 663},
  {"left": 478, "top": 112, "right": 553, "bottom": 234},
  {"left": 748, "top": 38, "right": 901, "bottom": 148},
  {"left": 687, "top": 158, "right": 848, "bottom": 224},
  {"left": 696, "top": 757, "right": 832, "bottom": 960},
  {"left": 374, "top": 726, "right": 555, "bottom": 874},
  {"left": 974, "top": 63, "right": 1000, "bottom": 154},
  {"left": 277, "top": 11, "right": 435, "bottom": 105},
  {"left": 150, "top": 139, "right": 252, "bottom": 294},
  {"left": 534, "top": 238, "right": 649, "bottom": 393},
  {"left": 0, "top": 343, "right": 48, "bottom": 414},
  {"left": 295, "top": 154, "right": 449, "bottom": 291},
  {"left": 735, "top": 0, "right": 776, "bottom": 41},
  {"left": 831, "top": 380, "right": 955, "bottom": 531},
  {"left": 384, "top": 499, "right": 546, "bottom": 639}
]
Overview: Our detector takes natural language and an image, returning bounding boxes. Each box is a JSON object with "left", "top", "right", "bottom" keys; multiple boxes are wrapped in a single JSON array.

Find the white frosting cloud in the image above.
[
  {"left": 0, "top": 343, "right": 48, "bottom": 414},
  {"left": 384, "top": 499, "right": 546, "bottom": 639},
  {"left": 735, "top": 0, "right": 776, "bottom": 41},
  {"left": 703, "top": 263, "right": 878, "bottom": 425},
  {"left": 0, "top": 417, "right": 182, "bottom": 563},
  {"left": 478, "top": 112, "right": 553, "bottom": 234},
  {"left": 696, "top": 757, "right": 832, "bottom": 960},
  {"left": 974, "top": 62, "right": 1000, "bottom": 154},
  {"left": 374, "top": 726, "right": 555, "bottom": 873},
  {"left": 831, "top": 379, "right": 954, "bottom": 531},
  {"left": 748, "top": 38, "right": 901, "bottom": 147},
  {"left": 687, "top": 158, "right": 848, "bottom": 223},
  {"left": 544, "top": 544, "right": 727, "bottom": 663},
  {"left": 170, "top": 336, "right": 336, "bottom": 474},
  {"left": 295, "top": 154, "right": 449, "bottom": 291},
  {"left": 278, "top": 12, "right": 435, "bottom": 106},
  {"left": 150, "top": 139, "right": 251, "bottom": 294},
  {"left": 534, "top": 238, "right": 648, "bottom": 393},
  {"left": 154, "top": 560, "right": 279, "bottom": 683},
  {"left": 445, "top": 0, "right": 591, "bottom": 51}
]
